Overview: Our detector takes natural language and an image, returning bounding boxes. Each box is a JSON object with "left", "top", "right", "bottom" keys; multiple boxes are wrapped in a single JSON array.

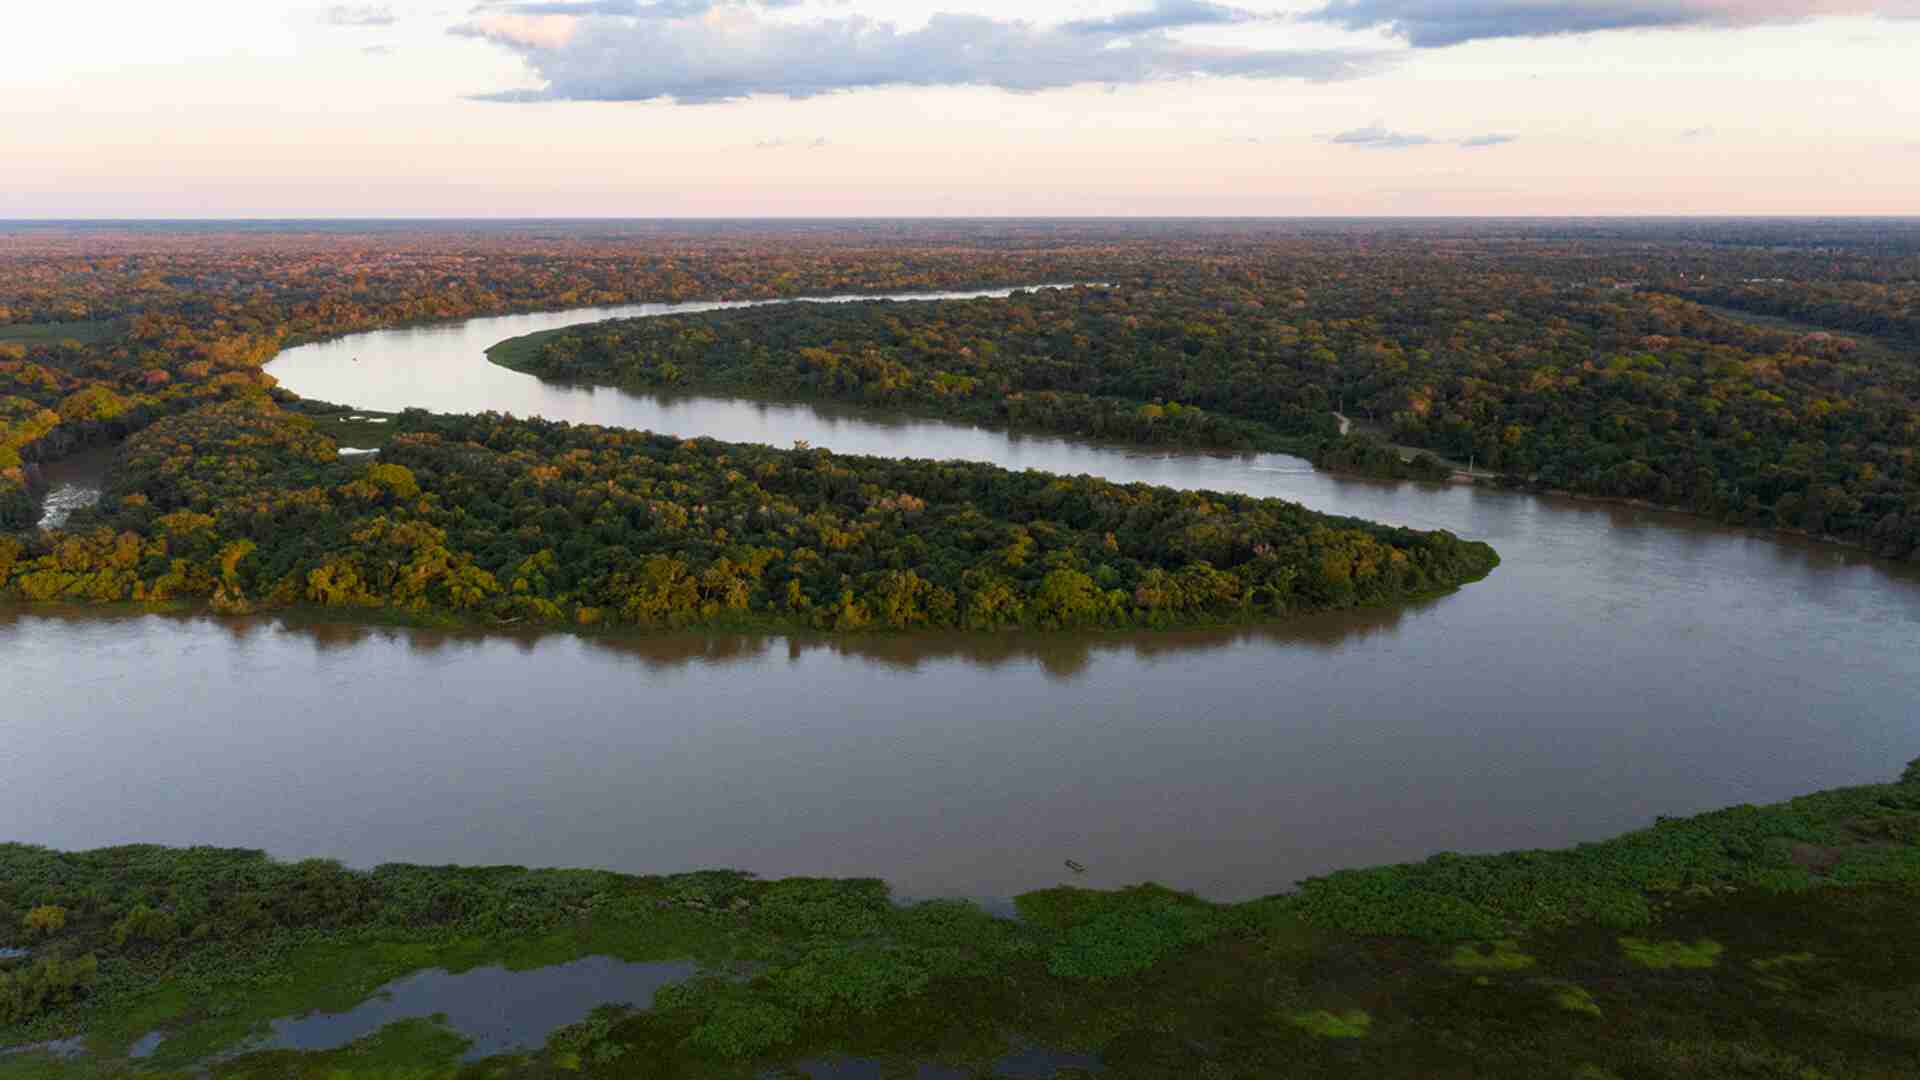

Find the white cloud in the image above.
[
  {"left": 1305, "top": 1, "right": 1917, "bottom": 47},
  {"left": 454, "top": 6, "right": 1387, "bottom": 104},
  {"left": 322, "top": 3, "right": 397, "bottom": 26},
  {"left": 1331, "top": 124, "right": 1434, "bottom": 148}
]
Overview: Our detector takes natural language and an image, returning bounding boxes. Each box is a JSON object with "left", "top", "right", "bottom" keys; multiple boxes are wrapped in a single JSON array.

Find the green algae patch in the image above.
[
  {"left": 1449, "top": 940, "right": 1537, "bottom": 972},
  {"left": 1553, "top": 985, "right": 1603, "bottom": 1018},
  {"left": 1619, "top": 937, "right": 1725, "bottom": 970},
  {"left": 1287, "top": 1009, "right": 1372, "bottom": 1039}
]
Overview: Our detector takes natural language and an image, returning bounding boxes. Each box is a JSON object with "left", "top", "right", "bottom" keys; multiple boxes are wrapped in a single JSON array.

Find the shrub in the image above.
[
  {"left": 112, "top": 904, "right": 180, "bottom": 948},
  {"left": 0, "top": 952, "right": 98, "bottom": 1024},
  {"left": 22, "top": 905, "right": 65, "bottom": 936}
]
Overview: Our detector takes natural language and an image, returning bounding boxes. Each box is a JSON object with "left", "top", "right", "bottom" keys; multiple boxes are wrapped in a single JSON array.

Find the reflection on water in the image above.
[
  {"left": 4, "top": 296, "right": 1918, "bottom": 903},
  {"left": 204, "top": 957, "right": 697, "bottom": 1062},
  {"left": 0, "top": 600, "right": 1428, "bottom": 682}
]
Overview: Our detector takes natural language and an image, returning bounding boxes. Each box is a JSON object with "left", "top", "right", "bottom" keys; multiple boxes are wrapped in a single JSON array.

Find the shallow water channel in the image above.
[{"left": 5, "top": 287, "right": 1919, "bottom": 903}]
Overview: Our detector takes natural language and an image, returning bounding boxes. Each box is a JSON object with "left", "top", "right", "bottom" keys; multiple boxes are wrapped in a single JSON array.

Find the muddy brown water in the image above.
[{"left": 4, "top": 289, "right": 1918, "bottom": 903}]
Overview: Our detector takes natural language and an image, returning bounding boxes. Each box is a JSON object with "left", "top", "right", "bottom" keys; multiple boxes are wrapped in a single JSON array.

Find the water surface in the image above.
[
  {"left": 222, "top": 957, "right": 692, "bottom": 1062},
  {"left": 4, "top": 292, "right": 1918, "bottom": 902},
  {"left": 31, "top": 443, "right": 114, "bottom": 529}
]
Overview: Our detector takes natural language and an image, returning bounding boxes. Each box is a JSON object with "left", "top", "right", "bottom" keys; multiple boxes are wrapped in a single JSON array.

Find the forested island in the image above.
[
  {"left": 4, "top": 762, "right": 1917, "bottom": 1077},
  {"left": 0, "top": 398, "right": 1495, "bottom": 630}
]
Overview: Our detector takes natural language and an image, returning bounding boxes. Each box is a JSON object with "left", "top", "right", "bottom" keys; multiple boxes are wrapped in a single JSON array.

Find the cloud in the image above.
[
  {"left": 1303, "top": 1, "right": 1903, "bottom": 48},
  {"left": 323, "top": 3, "right": 397, "bottom": 26},
  {"left": 1331, "top": 125, "right": 1434, "bottom": 148},
  {"left": 1325, "top": 126, "right": 1518, "bottom": 149},
  {"left": 455, "top": 9, "right": 1386, "bottom": 103},
  {"left": 1680, "top": 125, "right": 1715, "bottom": 139},
  {"left": 1061, "top": 0, "right": 1261, "bottom": 34},
  {"left": 470, "top": 0, "right": 812, "bottom": 15},
  {"left": 754, "top": 135, "right": 831, "bottom": 149},
  {"left": 362, "top": 43, "right": 395, "bottom": 54}
]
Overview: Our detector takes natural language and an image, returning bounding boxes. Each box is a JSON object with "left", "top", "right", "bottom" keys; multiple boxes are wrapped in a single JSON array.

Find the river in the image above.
[{"left": 5, "top": 288, "right": 1918, "bottom": 903}]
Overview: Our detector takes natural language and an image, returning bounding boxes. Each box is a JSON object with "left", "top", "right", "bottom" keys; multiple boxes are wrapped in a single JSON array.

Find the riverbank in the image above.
[{"left": 4, "top": 761, "right": 1916, "bottom": 1078}]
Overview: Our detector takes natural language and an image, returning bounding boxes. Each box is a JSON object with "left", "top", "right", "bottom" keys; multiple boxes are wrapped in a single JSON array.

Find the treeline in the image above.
[
  {"left": 1670, "top": 278, "right": 1920, "bottom": 353},
  {"left": 515, "top": 260, "right": 1920, "bottom": 558},
  {"left": 0, "top": 399, "right": 1497, "bottom": 631}
]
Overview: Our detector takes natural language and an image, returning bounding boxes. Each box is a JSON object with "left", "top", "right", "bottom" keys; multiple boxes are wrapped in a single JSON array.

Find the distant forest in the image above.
[
  {"left": 2, "top": 219, "right": 1918, "bottom": 633},
  {"left": 513, "top": 225, "right": 1920, "bottom": 558}
]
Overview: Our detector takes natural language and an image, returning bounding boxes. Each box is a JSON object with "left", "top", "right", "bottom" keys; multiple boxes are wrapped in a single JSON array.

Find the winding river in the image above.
[{"left": 6, "top": 287, "right": 1919, "bottom": 903}]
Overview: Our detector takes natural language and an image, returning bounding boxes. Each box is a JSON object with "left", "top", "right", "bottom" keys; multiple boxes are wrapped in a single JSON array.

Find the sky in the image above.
[{"left": 5, "top": 0, "right": 1917, "bottom": 217}]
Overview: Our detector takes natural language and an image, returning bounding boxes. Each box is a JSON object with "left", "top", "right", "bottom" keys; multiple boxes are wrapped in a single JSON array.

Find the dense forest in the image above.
[
  {"left": 0, "top": 397, "right": 1495, "bottom": 630},
  {"left": 509, "top": 236, "right": 1920, "bottom": 558},
  {"left": 6, "top": 219, "right": 1920, "bottom": 636},
  {"left": 2, "top": 223, "right": 1131, "bottom": 533}
]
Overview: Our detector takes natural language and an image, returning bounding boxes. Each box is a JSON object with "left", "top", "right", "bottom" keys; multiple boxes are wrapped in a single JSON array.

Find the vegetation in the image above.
[
  {"left": 8, "top": 218, "right": 1920, "bottom": 630},
  {"left": 1, "top": 760, "right": 1916, "bottom": 1077},
  {"left": 0, "top": 398, "right": 1495, "bottom": 630},
  {"left": 6, "top": 221, "right": 1920, "bottom": 1075},
  {"left": 509, "top": 248, "right": 1920, "bottom": 557}
]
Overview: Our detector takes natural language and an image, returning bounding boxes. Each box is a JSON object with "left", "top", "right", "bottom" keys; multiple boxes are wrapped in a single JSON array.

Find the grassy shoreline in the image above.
[{"left": 4, "top": 762, "right": 1916, "bottom": 1078}]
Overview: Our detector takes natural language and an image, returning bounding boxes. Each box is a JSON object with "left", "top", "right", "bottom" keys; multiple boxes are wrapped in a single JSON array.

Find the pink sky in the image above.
[{"left": 3, "top": 1, "right": 1916, "bottom": 217}]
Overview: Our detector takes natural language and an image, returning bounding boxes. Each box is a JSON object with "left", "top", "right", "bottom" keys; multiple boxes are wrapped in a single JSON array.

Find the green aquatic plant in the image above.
[
  {"left": 1288, "top": 774, "right": 1920, "bottom": 942},
  {"left": 1288, "top": 1009, "right": 1372, "bottom": 1039},
  {"left": 1045, "top": 903, "right": 1220, "bottom": 981},
  {"left": 1449, "top": 940, "right": 1536, "bottom": 972},
  {"left": 1553, "top": 984, "right": 1603, "bottom": 1018},
  {"left": 1620, "top": 937, "right": 1725, "bottom": 970},
  {"left": 681, "top": 996, "right": 800, "bottom": 1059},
  {"left": 548, "top": 1003, "right": 633, "bottom": 1072}
]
